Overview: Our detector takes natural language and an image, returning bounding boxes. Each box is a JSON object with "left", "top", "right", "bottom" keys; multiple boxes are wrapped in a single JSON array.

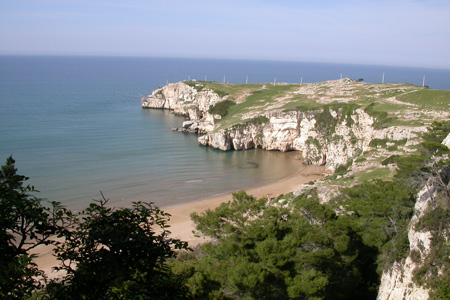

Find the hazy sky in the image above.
[{"left": 1, "top": 0, "right": 449, "bottom": 68}]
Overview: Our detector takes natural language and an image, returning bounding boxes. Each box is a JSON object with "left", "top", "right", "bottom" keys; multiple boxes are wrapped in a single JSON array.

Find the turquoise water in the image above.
[{"left": 1, "top": 56, "right": 449, "bottom": 209}]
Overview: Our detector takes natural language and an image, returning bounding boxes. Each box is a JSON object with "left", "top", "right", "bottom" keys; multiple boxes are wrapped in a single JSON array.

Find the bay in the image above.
[{"left": 1, "top": 56, "right": 449, "bottom": 209}]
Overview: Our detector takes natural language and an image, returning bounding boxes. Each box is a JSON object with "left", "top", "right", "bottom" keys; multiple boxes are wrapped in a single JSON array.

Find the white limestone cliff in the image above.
[
  {"left": 142, "top": 82, "right": 425, "bottom": 170},
  {"left": 141, "top": 82, "right": 219, "bottom": 133},
  {"left": 376, "top": 135, "right": 450, "bottom": 300}
]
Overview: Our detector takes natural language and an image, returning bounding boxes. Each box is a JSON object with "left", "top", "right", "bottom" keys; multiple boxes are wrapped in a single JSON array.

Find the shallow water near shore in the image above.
[{"left": 1, "top": 56, "right": 449, "bottom": 210}]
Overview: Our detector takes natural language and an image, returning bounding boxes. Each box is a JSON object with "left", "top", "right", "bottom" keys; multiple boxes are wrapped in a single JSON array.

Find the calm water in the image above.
[{"left": 1, "top": 56, "right": 449, "bottom": 209}]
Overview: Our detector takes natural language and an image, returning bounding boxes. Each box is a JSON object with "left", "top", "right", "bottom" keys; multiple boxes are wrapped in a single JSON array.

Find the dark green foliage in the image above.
[
  {"left": 208, "top": 100, "right": 236, "bottom": 117},
  {"left": 47, "top": 197, "right": 191, "bottom": 299},
  {"left": 355, "top": 157, "right": 367, "bottom": 163},
  {"left": 326, "top": 160, "right": 352, "bottom": 180},
  {"left": 393, "top": 154, "right": 429, "bottom": 187},
  {"left": 174, "top": 191, "right": 379, "bottom": 299},
  {"left": 334, "top": 163, "right": 350, "bottom": 176},
  {"left": 314, "top": 103, "right": 359, "bottom": 138},
  {"left": 381, "top": 155, "right": 400, "bottom": 166},
  {"left": 242, "top": 115, "right": 269, "bottom": 125},
  {"left": 0, "top": 156, "right": 192, "bottom": 299},
  {"left": 0, "top": 156, "right": 69, "bottom": 299},
  {"left": 421, "top": 121, "right": 450, "bottom": 156},
  {"left": 336, "top": 180, "right": 415, "bottom": 271},
  {"left": 212, "top": 89, "right": 229, "bottom": 98}
]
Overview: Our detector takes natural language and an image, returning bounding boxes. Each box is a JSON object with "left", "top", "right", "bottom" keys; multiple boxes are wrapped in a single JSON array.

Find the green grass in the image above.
[
  {"left": 183, "top": 80, "right": 447, "bottom": 132},
  {"left": 356, "top": 167, "right": 392, "bottom": 182},
  {"left": 185, "top": 81, "right": 264, "bottom": 101},
  {"left": 217, "top": 84, "right": 299, "bottom": 127},
  {"left": 397, "top": 89, "right": 450, "bottom": 110},
  {"left": 281, "top": 94, "right": 320, "bottom": 111},
  {"left": 377, "top": 86, "right": 416, "bottom": 98}
]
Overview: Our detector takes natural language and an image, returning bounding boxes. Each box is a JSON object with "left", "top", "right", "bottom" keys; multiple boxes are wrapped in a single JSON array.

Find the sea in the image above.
[{"left": 1, "top": 56, "right": 449, "bottom": 210}]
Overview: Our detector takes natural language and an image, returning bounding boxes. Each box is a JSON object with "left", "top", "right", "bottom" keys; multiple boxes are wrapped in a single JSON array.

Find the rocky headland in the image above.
[
  {"left": 142, "top": 79, "right": 448, "bottom": 170},
  {"left": 142, "top": 79, "right": 450, "bottom": 299}
]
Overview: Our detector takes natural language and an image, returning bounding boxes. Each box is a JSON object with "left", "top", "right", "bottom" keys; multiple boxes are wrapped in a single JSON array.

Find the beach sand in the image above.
[
  {"left": 164, "top": 164, "right": 325, "bottom": 246},
  {"left": 32, "top": 163, "right": 325, "bottom": 278}
]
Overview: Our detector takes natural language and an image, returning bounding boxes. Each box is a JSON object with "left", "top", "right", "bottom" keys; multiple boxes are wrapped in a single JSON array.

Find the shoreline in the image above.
[
  {"left": 164, "top": 164, "right": 326, "bottom": 247},
  {"left": 32, "top": 163, "right": 326, "bottom": 278}
]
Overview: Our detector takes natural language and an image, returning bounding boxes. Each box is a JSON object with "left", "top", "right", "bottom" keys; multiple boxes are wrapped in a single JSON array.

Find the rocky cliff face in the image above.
[
  {"left": 142, "top": 82, "right": 220, "bottom": 133},
  {"left": 376, "top": 183, "right": 434, "bottom": 300},
  {"left": 376, "top": 134, "right": 450, "bottom": 300},
  {"left": 142, "top": 82, "right": 426, "bottom": 170}
]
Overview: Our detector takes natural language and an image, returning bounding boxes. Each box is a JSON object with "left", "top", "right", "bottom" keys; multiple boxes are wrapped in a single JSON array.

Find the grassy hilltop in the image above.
[
  {"left": 185, "top": 79, "right": 450, "bottom": 129},
  {"left": 184, "top": 79, "right": 450, "bottom": 185}
]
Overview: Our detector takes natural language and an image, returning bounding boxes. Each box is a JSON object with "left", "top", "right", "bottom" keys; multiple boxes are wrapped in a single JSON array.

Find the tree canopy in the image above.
[
  {"left": 0, "top": 156, "right": 68, "bottom": 299},
  {"left": 171, "top": 191, "right": 380, "bottom": 299},
  {"left": 0, "top": 157, "right": 192, "bottom": 299}
]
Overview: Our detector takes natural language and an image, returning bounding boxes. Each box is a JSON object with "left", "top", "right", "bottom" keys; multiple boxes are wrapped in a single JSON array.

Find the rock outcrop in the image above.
[
  {"left": 142, "top": 82, "right": 219, "bottom": 133},
  {"left": 142, "top": 81, "right": 426, "bottom": 170}
]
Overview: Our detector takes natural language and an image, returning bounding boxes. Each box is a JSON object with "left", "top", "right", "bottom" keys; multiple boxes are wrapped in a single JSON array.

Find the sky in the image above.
[{"left": 1, "top": 0, "right": 449, "bottom": 69}]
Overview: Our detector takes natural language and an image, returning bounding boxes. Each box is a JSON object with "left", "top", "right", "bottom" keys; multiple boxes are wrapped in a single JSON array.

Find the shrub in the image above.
[{"left": 208, "top": 100, "right": 235, "bottom": 117}]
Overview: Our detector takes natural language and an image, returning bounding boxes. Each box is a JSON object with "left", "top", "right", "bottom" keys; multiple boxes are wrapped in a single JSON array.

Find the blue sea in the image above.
[{"left": 1, "top": 56, "right": 449, "bottom": 210}]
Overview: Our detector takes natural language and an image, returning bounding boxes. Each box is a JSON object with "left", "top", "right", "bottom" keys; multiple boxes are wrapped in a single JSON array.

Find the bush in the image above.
[
  {"left": 208, "top": 100, "right": 235, "bottom": 117},
  {"left": 243, "top": 115, "right": 269, "bottom": 125},
  {"left": 48, "top": 197, "right": 191, "bottom": 299}
]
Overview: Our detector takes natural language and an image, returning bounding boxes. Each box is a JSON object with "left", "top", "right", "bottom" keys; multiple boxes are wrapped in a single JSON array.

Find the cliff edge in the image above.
[{"left": 142, "top": 80, "right": 450, "bottom": 299}]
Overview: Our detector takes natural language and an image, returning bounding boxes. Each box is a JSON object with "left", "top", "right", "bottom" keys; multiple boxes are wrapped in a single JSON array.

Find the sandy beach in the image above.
[
  {"left": 32, "top": 163, "right": 325, "bottom": 278},
  {"left": 164, "top": 164, "right": 325, "bottom": 246}
]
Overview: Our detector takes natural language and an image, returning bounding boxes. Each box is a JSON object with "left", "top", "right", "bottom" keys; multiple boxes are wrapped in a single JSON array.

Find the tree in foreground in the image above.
[
  {"left": 0, "top": 156, "right": 192, "bottom": 299},
  {"left": 47, "top": 195, "right": 192, "bottom": 300},
  {"left": 0, "top": 156, "right": 69, "bottom": 299}
]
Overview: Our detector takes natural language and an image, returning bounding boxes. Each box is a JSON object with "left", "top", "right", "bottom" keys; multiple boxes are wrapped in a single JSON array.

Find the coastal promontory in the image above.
[{"left": 143, "top": 79, "right": 450, "bottom": 299}]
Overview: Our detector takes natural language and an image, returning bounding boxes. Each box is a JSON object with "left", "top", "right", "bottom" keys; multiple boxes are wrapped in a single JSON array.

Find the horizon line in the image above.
[{"left": 0, "top": 53, "right": 449, "bottom": 71}]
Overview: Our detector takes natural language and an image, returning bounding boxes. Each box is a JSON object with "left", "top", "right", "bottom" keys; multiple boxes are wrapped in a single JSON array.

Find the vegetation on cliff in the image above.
[
  {"left": 184, "top": 79, "right": 450, "bottom": 131},
  {"left": 1, "top": 120, "right": 449, "bottom": 299},
  {"left": 3, "top": 78, "right": 450, "bottom": 298},
  {"left": 169, "top": 121, "right": 449, "bottom": 299}
]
